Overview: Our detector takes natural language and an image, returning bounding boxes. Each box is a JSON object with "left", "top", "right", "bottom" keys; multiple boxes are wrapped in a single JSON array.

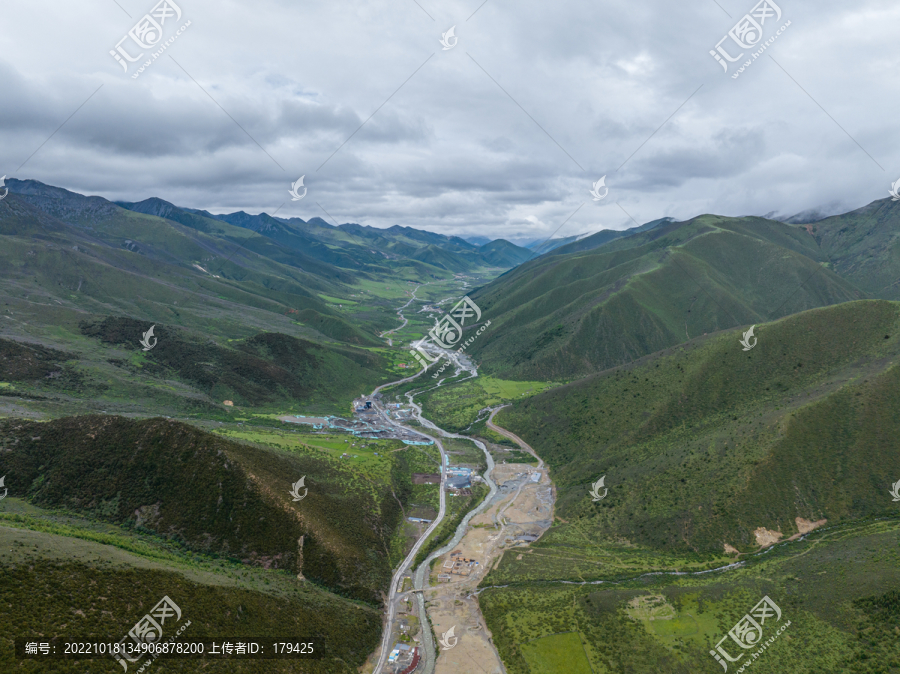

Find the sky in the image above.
[{"left": 0, "top": 0, "right": 898, "bottom": 244}]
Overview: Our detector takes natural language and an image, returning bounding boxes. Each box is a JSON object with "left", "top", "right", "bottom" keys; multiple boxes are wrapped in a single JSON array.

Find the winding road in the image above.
[
  {"left": 487, "top": 406, "right": 544, "bottom": 470},
  {"left": 369, "top": 341, "right": 504, "bottom": 674},
  {"left": 378, "top": 285, "right": 420, "bottom": 346},
  {"left": 368, "top": 289, "right": 554, "bottom": 674}
]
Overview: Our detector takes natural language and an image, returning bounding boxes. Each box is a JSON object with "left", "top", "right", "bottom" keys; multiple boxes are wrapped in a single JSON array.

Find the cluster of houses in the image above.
[
  {"left": 446, "top": 465, "right": 473, "bottom": 495},
  {"left": 387, "top": 643, "right": 419, "bottom": 673}
]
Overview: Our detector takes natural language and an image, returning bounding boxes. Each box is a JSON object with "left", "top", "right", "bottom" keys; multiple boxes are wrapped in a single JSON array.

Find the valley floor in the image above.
[{"left": 427, "top": 460, "right": 553, "bottom": 674}]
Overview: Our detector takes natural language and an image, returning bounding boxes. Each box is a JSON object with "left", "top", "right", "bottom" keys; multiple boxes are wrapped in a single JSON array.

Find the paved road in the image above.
[
  {"left": 371, "top": 425, "right": 447, "bottom": 674},
  {"left": 371, "top": 342, "right": 494, "bottom": 674},
  {"left": 369, "top": 373, "right": 446, "bottom": 674},
  {"left": 370, "top": 341, "right": 458, "bottom": 674},
  {"left": 405, "top": 390, "right": 500, "bottom": 674}
]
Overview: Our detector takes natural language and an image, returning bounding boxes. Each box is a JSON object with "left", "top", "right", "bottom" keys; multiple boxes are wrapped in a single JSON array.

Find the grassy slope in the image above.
[
  {"left": 0, "top": 194, "right": 387, "bottom": 346},
  {"left": 494, "top": 300, "right": 900, "bottom": 556},
  {"left": 479, "top": 301, "right": 900, "bottom": 673},
  {"left": 806, "top": 197, "right": 900, "bottom": 299},
  {"left": 480, "top": 519, "right": 900, "bottom": 674},
  {"left": 75, "top": 316, "right": 390, "bottom": 412},
  {"left": 0, "top": 512, "right": 381, "bottom": 673},
  {"left": 0, "top": 325, "right": 390, "bottom": 418},
  {"left": 468, "top": 214, "right": 866, "bottom": 380},
  {"left": 0, "top": 415, "right": 404, "bottom": 604},
  {"left": 414, "top": 377, "right": 561, "bottom": 433}
]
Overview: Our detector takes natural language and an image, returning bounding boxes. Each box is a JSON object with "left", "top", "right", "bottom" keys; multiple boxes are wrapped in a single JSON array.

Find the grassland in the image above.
[
  {"left": 479, "top": 519, "right": 900, "bottom": 674},
  {"left": 416, "top": 377, "right": 561, "bottom": 433},
  {"left": 213, "top": 427, "right": 400, "bottom": 485},
  {"left": 0, "top": 533, "right": 380, "bottom": 673},
  {"left": 474, "top": 300, "right": 900, "bottom": 672},
  {"left": 0, "top": 415, "right": 411, "bottom": 604},
  {"left": 519, "top": 632, "right": 594, "bottom": 674}
]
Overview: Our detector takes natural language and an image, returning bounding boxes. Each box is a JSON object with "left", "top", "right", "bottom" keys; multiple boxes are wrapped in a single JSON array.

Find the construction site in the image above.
[{"left": 423, "top": 462, "right": 555, "bottom": 674}]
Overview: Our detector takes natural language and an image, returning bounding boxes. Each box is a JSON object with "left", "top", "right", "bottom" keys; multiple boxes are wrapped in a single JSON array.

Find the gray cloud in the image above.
[{"left": 0, "top": 0, "right": 896, "bottom": 241}]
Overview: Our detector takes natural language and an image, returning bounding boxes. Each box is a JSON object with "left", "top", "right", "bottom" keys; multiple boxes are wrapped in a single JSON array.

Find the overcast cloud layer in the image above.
[{"left": 1, "top": 0, "right": 898, "bottom": 242}]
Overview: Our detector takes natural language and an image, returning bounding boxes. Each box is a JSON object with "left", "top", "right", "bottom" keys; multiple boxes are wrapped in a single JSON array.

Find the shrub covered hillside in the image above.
[
  {"left": 79, "top": 316, "right": 390, "bottom": 411},
  {"left": 0, "top": 415, "right": 402, "bottom": 603},
  {"left": 496, "top": 300, "right": 900, "bottom": 555},
  {"left": 467, "top": 213, "right": 866, "bottom": 380},
  {"left": 0, "top": 560, "right": 380, "bottom": 673}
]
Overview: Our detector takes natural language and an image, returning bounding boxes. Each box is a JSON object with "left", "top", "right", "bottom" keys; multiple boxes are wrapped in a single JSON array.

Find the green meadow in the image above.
[
  {"left": 480, "top": 519, "right": 900, "bottom": 673},
  {"left": 519, "top": 632, "right": 594, "bottom": 674},
  {"left": 417, "top": 376, "right": 562, "bottom": 433}
]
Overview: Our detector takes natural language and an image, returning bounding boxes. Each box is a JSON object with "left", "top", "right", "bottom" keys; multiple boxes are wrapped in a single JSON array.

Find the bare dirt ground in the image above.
[{"left": 427, "top": 463, "right": 554, "bottom": 674}]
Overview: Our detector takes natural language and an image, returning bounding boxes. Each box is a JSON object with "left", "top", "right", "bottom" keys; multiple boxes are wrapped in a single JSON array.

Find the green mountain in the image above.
[
  {"left": 0, "top": 414, "right": 408, "bottom": 602},
  {"left": 174, "top": 205, "right": 533, "bottom": 275},
  {"left": 545, "top": 217, "right": 674, "bottom": 257},
  {"left": 0, "top": 553, "right": 380, "bottom": 674},
  {"left": 0, "top": 183, "right": 377, "bottom": 345},
  {"left": 79, "top": 316, "right": 389, "bottom": 409},
  {"left": 120, "top": 197, "right": 377, "bottom": 272},
  {"left": 494, "top": 300, "right": 900, "bottom": 556},
  {"left": 478, "top": 300, "right": 900, "bottom": 674},
  {"left": 468, "top": 214, "right": 865, "bottom": 380},
  {"left": 478, "top": 239, "right": 535, "bottom": 267},
  {"left": 327, "top": 223, "right": 532, "bottom": 273},
  {"left": 2, "top": 179, "right": 531, "bottom": 357},
  {"left": 800, "top": 198, "right": 900, "bottom": 299},
  {"left": 0, "top": 320, "right": 389, "bottom": 419}
]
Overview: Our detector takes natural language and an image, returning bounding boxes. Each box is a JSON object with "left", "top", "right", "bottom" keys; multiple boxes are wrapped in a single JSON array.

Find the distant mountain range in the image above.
[
  {"left": 119, "top": 193, "right": 533, "bottom": 274},
  {"left": 0, "top": 177, "right": 536, "bottom": 350},
  {"left": 468, "top": 221, "right": 677, "bottom": 256}
]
